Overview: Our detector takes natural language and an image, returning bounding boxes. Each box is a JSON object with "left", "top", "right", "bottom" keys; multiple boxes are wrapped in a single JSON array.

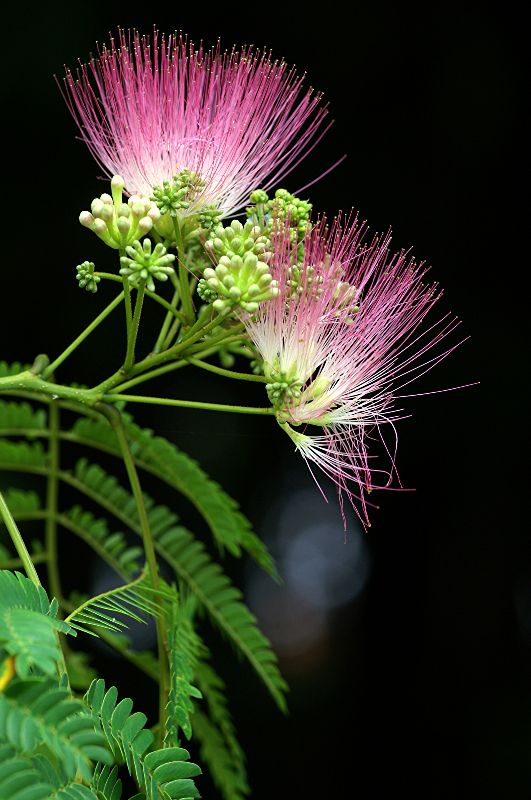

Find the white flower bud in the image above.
[
  {"left": 79, "top": 211, "right": 94, "bottom": 227},
  {"left": 138, "top": 216, "right": 153, "bottom": 234}
]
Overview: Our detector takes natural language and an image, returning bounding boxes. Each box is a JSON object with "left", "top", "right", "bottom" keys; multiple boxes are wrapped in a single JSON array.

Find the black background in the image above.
[{"left": 0, "top": 5, "right": 519, "bottom": 799}]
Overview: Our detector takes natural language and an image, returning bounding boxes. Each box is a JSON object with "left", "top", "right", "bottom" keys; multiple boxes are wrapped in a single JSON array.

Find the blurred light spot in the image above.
[{"left": 246, "top": 488, "right": 371, "bottom": 658}]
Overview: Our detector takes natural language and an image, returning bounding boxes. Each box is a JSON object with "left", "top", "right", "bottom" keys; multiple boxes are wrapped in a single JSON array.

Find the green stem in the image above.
[
  {"left": 123, "top": 284, "right": 146, "bottom": 373},
  {"left": 153, "top": 289, "right": 179, "bottom": 354},
  {"left": 44, "top": 401, "right": 62, "bottom": 602},
  {"left": 122, "top": 264, "right": 133, "bottom": 346},
  {"left": 110, "top": 345, "right": 219, "bottom": 394},
  {"left": 174, "top": 218, "right": 194, "bottom": 324},
  {"left": 0, "top": 371, "right": 100, "bottom": 407},
  {"left": 103, "top": 392, "right": 274, "bottom": 416},
  {"left": 0, "top": 490, "right": 41, "bottom": 586},
  {"left": 42, "top": 291, "right": 125, "bottom": 379},
  {"left": 99, "top": 404, "right": 169, "bottom": 744},
  {"left": 187, "top": 357, "right": 268, "bottom": 383},
  {"left": 162, "top": 316, "right": 181, "bottom": 351},
  {"left": 0, "top": 553, "right": 49, "bottom": 570},
  {"left": 97, "top": 274, "right": 186, "bottom": 322}
]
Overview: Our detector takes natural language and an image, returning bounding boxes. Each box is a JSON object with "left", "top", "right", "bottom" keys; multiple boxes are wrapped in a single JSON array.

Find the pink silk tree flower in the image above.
[
  {"left": 61, "top": 29, "right": 330, "bottom": 218},
  {"left": 242, "top": 217, "right": 463, "bottom": 526}
]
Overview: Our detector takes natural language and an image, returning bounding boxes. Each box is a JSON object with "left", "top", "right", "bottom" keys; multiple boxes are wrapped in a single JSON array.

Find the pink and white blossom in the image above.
[
  {"left": 243, "top": 217, "right": 462, "bottom": 525},
  {"left": 61, "top": 29, "right": 330, "bottom": 216}
]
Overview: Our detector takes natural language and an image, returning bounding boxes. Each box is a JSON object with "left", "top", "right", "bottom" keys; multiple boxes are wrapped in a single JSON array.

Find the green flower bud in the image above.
[
  {"left": 197, "top": 251, "right": 278, "bottom": 315},
  {"left": 151, "top": 169, "right": 206, "bottom": 217},
  {"left": 76, "top": 261, "right": 100, "bottom": 293},
  {"left": 79, "top": 175, "right": 160, "bottom": 250},
  {"left": 205, "top": 219, "right": 272, "bottom": 262},
  {"left": 119, "top": 239, "right": 175, "bottom": 292}
]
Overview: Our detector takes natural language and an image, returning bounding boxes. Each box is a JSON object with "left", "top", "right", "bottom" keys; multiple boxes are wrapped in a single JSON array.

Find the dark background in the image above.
[{"left": 0, "top": 5, "right": 519, "bottom": 799}]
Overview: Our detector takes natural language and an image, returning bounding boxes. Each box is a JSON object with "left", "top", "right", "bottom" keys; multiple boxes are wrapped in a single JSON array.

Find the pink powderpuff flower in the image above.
[
  {"left": 61, "top": 29, "right": 331, "bottom": 217},
  {"left": 242, "top": 216, "right": 464, "bottom": 526}
]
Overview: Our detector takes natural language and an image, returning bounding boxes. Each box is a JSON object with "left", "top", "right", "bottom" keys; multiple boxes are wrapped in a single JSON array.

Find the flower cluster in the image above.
[
  {"left": 64, "top": 29, "right": 464, "bottom": 527},
  {"left": 242, "top": 217, "right": 459, "bottom": 525},
  {"left": 198, "top": 252, "right": 278, "bottom": 315},
  {"left": 119, "top": 240, "right": 175, "bottom": 292},
  {"left": 79, "top": 176, "right": 160, "bottom": 249},
  {"left": 62, "top": 29, "right": 329, "bottom": 219}
]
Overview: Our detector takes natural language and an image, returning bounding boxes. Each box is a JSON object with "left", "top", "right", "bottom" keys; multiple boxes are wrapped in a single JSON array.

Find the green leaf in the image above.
[
  {"left": 165, "top": 601, "right": 204, "bottom": 744},
  {"left": 191, "top": 711, "right": 249, "bottom": 800},
  {"left": 61, "top": 505, "right": 142, "bottom": 579},
  {"left": 85, "top": 679, "right": 201, "bottom": 800},
  {"left": 0, "top": 398, "right": 47, "bottom": 431},
  {"left": 56, "top": 459, "right": 287, "bottom": 711},
  {"left": 0, "top": 488, "right": 41, "bottom": 515},
  {"left": 193, "top": 659, "right": 249, "bottom": 799},
  {"left": 69, "top": 415, "right": 278, "bottom": 578},
  {"left": 64, "top": 650, "right": 98, "bottom": 691},
  {"left": 0, "top": 677, "right": 111, "bottom": 782},
  {"left": 0, "top": 439, "right": 46, "bottom": 469},
  {"left": 0, "top": 749, "right": 98, "bottom": 800},
  {"left": 65, "top": 571, "right": 168, "bottom": 636},
  {"left": 0, "top": 361, "right": 31, "bottom": 378},
  {"left": 155, "top": 527, "right": 288, "bottom": 713},
  {"left": 91, "top": 764, "right": 122, "bottom": 800},
  {"left": 0, "top": 570, "right": 74, "bottom": 677}
]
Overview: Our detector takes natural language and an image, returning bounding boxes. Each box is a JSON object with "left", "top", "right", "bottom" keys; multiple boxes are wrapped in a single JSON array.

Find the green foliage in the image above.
[
  {"left": 155, "top": 525, "right": 288, "bottom": 712},
  {"left": 0, "top": 570, "right": 73, "bottom": 677},
  {"left": 0, "top": 438, "right": 46, "bottom": 468},
  {"left": 0, "top": 398, "right": 47, "bottom": 430},
  {"left": 0, "top": 487, "right": 41, "bottom": 515},
  {"left": 0, "top": 677, "right": 111, "bottom": 782},
  {"left": 193, "top": 660, "right": 249, "bottom": 800},
  {"left": 0, "top": 361, "right": 31, "bottom": 378},
  {"left": 92, "top": 764, "right": 122, "bottom": 800},
  {"left": 0, "top": 748, "right": 99, "bottom": 799},
  {"left": 64, "top": 649, "right": 98, "bottom": 691},
  {"left": 165, "top": 601, "right": 203, "bottom": 744},
  {"left": 65, "top": 571, "right": 166, "bottom": 636},
  {"left": 62, "top": 505, "right": 143, "bottom": 579},
  {"left": 69, "top": 415, "right": 278, "bottom": 578},
  {"left": 0, "top": 396, "right": 287, "bottom": 797},
  {"left": 58, "top": 457, "right": 287, "bottom": 710},
  {"left": 192, "top": 712, "right": 249, "bottom": 800},
  {"left": 86, "top": 679, "right": 201, "bottom": 800}
]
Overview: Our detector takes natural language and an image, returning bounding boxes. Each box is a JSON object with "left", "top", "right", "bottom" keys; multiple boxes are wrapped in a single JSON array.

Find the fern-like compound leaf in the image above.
[
  {"left": 0, "top": 677, "right": 111, "bottom": 782},
  {"left": 65, "top": 571, "right": 167, "bottom": 636},
  {"left": 191, "top": 711, "right": 249, "bottom": 800},
  {"left": 0, "top": 570, "right": 73, "bottom": 677},
  {"left": 0, "top": 398, "right": 47, "bottom": 431},
  {"left": 194, "top": 659, "right": 249, "bottom": 798},
  {"left": 165, "top": 601, "right": 204, "bottom": 744},
  {"left": 69, "top": 415, "right": 278, "bottom": 579},
  {"left": 85, "top": 679, "right": 201, "bottom": 800},
  {"left": 91, "top": 764, "right": 122, "bottom": 800}
]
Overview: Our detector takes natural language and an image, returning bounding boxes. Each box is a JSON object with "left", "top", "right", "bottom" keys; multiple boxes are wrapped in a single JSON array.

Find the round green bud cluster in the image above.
[
  {"left": 119, "top": 239, "right": 176, "bottom": 292},
  {"left": 249, "top": 189, "right": 269, "bottom": 205},
  {"left": 270, "top": 189, "right": 312, "bottom": 231},
  {"left": 205, "top": 220, "right": 272, "bottom": 261},
  {"left": 79, "top": 176, "right": 161, "bottom": 250},
  {"left": 76, "top": 261, "right": 100, "bottom": 293},
  {"left": 197, "top": 252, "right": 279, "bottom": 315},
  {"left": 287, "top": 264, "right": 324, "bottom": 297},
  {"left": 266, "top": 379, "right": 303, "bottom": 405},
  {"left": 197, "top": 205, "right": 223, "bottom": 234},
  {"left": 151, "top": 169, "right": 205, "bottom": 217},
  {"left": 247, "top": 188, "right": 312, "bottom": 235}
]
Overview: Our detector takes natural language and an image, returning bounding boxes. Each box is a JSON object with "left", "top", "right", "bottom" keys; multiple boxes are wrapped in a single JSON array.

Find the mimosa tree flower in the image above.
[
  {"left": 242, "top": 217, "right": 462, "bottom": 525},
  {"left": 61, "top": 29, "right": 330, "bottom": 219}
]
